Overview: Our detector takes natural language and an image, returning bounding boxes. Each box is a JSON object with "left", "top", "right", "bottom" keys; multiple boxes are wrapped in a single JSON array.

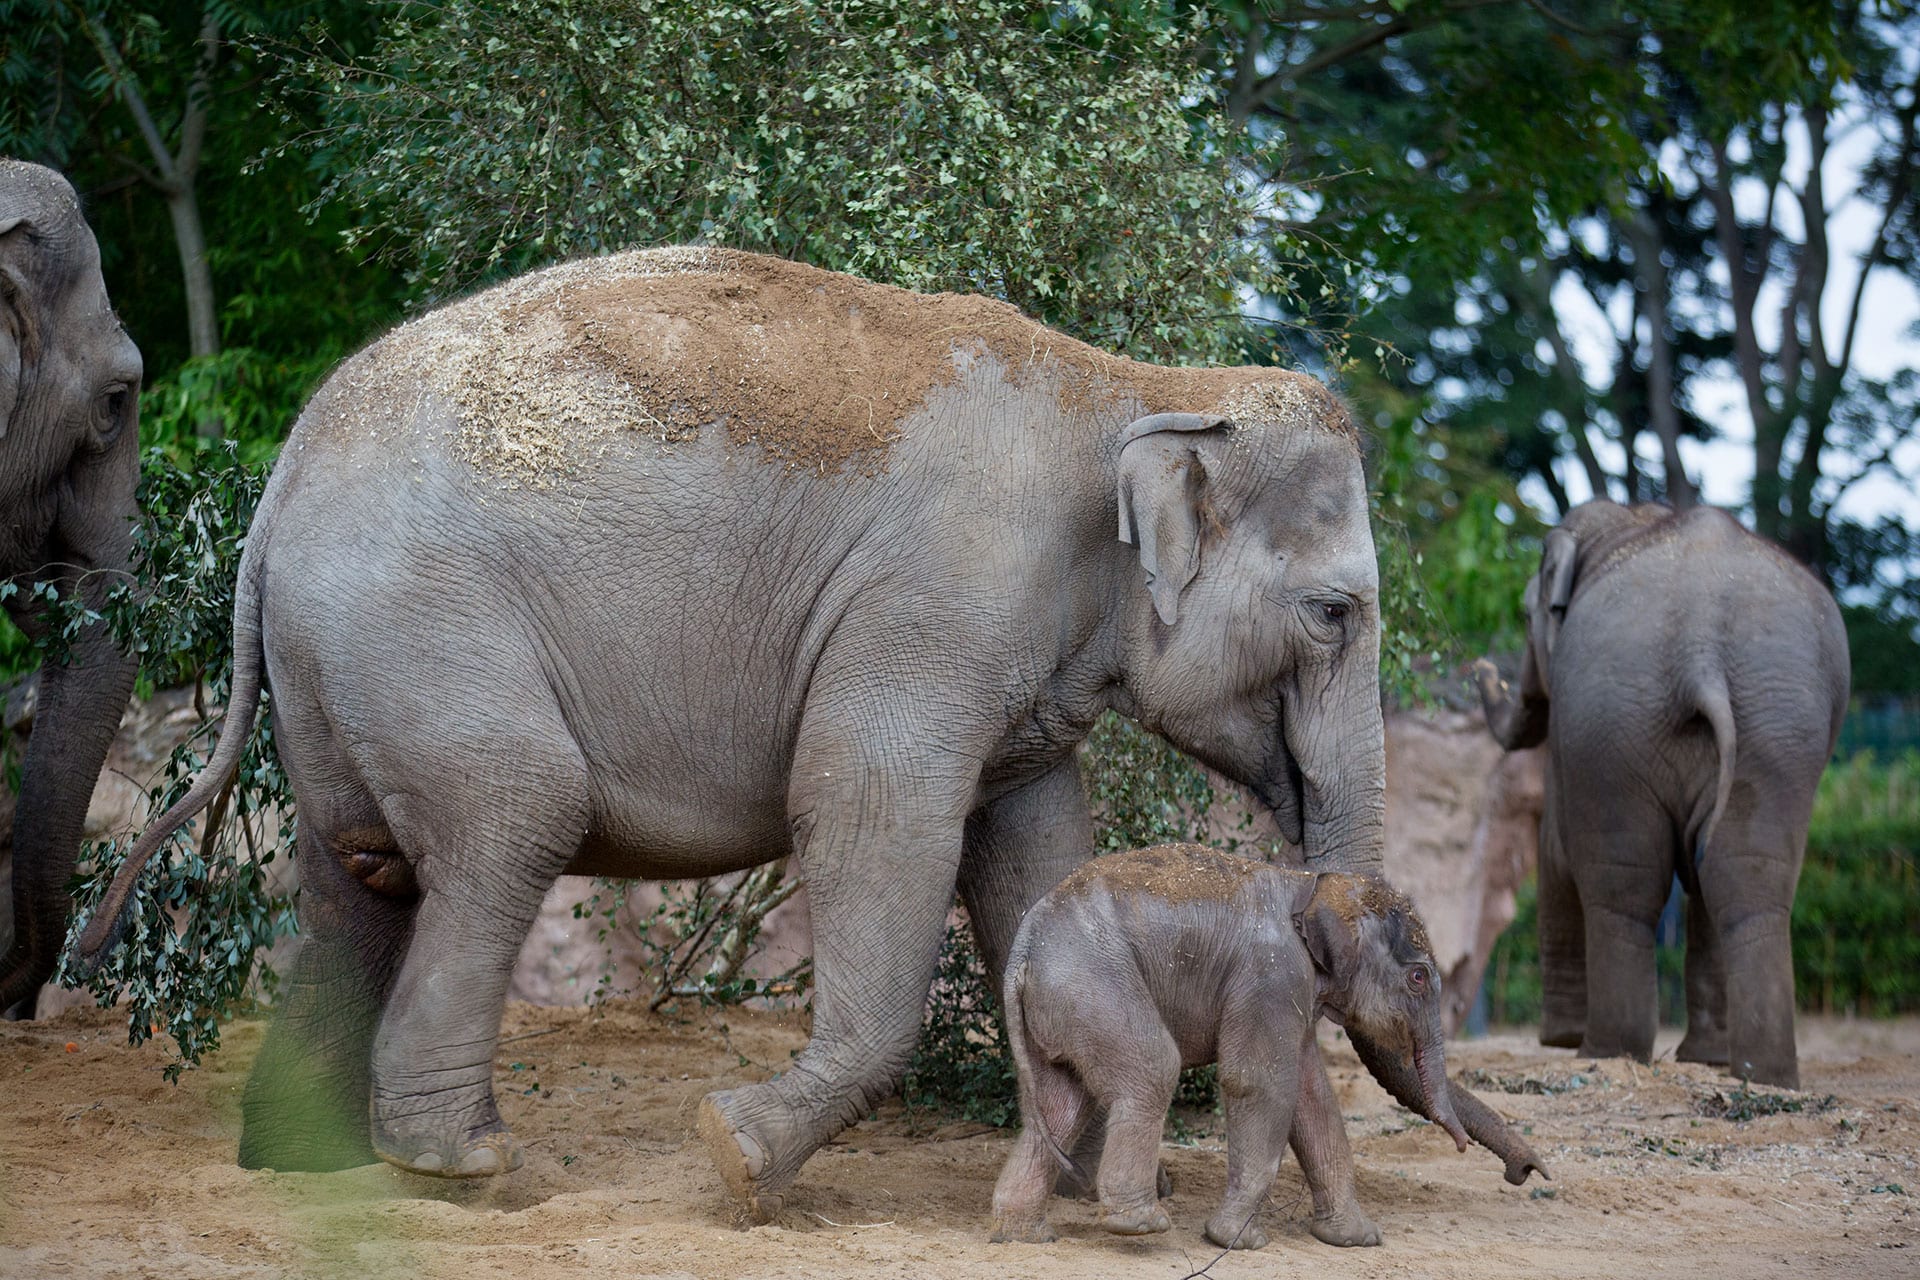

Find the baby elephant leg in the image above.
[
  {"left": 1075, "top": 1025, "right": 1180, "bottom": 1236},
  {"left": 990, "top": 1056, "right": 1092, "bottom": 1243},
  {"left": 1292, "top": 1041, "right": 1383, "bottom": 1247},
  {"left": 1203, "top": 1013, "right": 1304, "bottom": 1249}
]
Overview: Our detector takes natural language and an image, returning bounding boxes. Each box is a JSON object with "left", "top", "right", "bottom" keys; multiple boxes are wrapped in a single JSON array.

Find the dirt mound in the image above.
[
  {"left": 312, "top": 248, "right": 1357, "bottom": 488},
  {"left": 4, "top": 1005, "right": 1915, "bottom": 1279}
]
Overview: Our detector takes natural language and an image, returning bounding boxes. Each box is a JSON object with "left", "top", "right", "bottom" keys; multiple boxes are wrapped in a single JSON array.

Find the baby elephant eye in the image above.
[{"left": 1406, "top": 966, "right": 1427, "bottom": 991}]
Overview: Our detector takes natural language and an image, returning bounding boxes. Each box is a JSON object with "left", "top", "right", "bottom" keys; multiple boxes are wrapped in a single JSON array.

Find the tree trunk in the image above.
[{"left": 1627, "top": 212, "right": 1696, "bottom": 508}]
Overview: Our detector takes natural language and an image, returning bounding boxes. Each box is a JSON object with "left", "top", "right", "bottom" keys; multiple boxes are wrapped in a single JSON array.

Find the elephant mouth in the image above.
[{"left": 1254, "top": 690, "right": 1306, "bottom": 847}]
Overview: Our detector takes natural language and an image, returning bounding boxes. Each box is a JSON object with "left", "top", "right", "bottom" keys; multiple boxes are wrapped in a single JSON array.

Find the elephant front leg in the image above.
[
  {"left": 1291, "top": 1040, "right": 1382, "bottom": 1247},
  {"left": 960, "top": 759, "right": 1139, "bottom": 1203},
  {"left": 1203, "top": 1011, "right": 1306, "bottom": 1251},
  {"left": 699, "top": 749, "right": 972, "bottom": 1218}
]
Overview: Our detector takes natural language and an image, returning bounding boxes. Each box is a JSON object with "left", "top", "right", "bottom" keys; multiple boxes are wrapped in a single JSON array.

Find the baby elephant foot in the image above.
[
  {"left": 698, "top": 1089, "right": 799, "bottom": 1222},
  {"left": 372, "top": 1121, "right": 523, "bottom": 1179},
  {"left": 988, "top": 1215, "right": 1058, "bottom": 1244},
  {"left": 1099, "top": 1200, "right": 1171, "bottom": 1236},
  {"left": 1310, "top": 1203, "right": 1383, "bottom": 1248},
  {"left": 1063, "top": 1160, "right": 1172, "bottom": 1201},
  {"left": 1204, "top": 1212, "right": 1270, "bottom": 1250}
]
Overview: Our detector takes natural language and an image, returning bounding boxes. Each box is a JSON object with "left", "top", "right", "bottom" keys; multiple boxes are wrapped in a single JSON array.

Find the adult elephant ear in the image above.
[
  {"left": 1115, "top": 412, "right": 1230, "bottom": 625},
  {"left": 0, "top": 214, "right": 33, "bottom": 439},
  {"left": 1529, "top": 527, "right": 1580, "bottom": 696}
]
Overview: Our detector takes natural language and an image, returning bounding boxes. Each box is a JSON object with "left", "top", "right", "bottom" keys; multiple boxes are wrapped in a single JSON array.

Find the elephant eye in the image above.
[
  {"left": 90, "top": 384, "right": 131, "bottom": 449},
  {"left": 1406, "top": 965, "right": 1427, "bottom": 992},
  {"left": 1321, "top": 601, "right": 1348, "bottom": 623}
]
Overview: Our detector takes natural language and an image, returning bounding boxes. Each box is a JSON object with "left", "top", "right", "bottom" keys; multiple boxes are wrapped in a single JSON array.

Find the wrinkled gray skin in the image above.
[
  {"left": 990, "top": 849, "right": 1467, "bottom": 1251},
  {"left": 80, "top": 251, "right": 1538, "bottom": 1215},
  {"left": 1476, "top": 499, "right": 1848, "bottom": 1088},
  {"left": 0, "top": 161, "right": 142, "bottom": 1020}
]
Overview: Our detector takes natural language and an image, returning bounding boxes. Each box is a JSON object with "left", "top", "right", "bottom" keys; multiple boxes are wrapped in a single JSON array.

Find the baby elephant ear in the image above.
[
  {"left": 1115, "top": 412, "right": 1231, "bottom": 626},
  {"left": 1300, "top": 887, "right": 1360, "bottom": 982}
]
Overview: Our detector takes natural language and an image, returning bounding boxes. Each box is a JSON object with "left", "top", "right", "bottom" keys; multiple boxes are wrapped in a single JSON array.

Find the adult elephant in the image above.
[
  {"left": 0, "top": 161, "right": 142, "bottom": 1019},
  {"left": 80, "top": 249, "right": 1542, "bottom": 1223},
  {"left": 1475, "top": 499, "right": 1848, "bottom": 1088}
]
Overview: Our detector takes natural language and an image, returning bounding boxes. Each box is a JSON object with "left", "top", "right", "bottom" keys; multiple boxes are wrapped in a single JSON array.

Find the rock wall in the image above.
[{"left": 1382, "top": 709, "right": 1544, "bottom": 1032}]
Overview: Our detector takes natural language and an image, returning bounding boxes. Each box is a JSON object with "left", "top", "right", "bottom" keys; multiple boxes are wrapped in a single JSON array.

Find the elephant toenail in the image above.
[
  {"left": 412, "top": 1152, "right": 445, "bottom": 1173},
  {"left": 456, "top": 1147, "right": 501, "bottom": 1176},
  {"left": 734, "top": 1132, "right": 767, "bottom": 1179}
]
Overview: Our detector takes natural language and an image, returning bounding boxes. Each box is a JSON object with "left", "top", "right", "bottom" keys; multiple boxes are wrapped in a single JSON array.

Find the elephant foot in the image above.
[
  {"left": 1538, "top": 1023, "right": 1584, "bottom": 1050},
  {"left": 1676, "top": 1031, "right": 1729, "bottom": 1067},
  {"left": 1727, "top": 1058, "right": 1800, "bottom": 1091},
  {"left": 238, "top": 1121, "right": 379, "bottom": 1173},
  {"left": 1098, "top": 1200, "right": 1170, "bottom": 1236},
  {"left": 1310, "top": 1203, "right": 1383, "bottom": 1248},
  {"left": 698, "top": 1090, "right": 800, "bottom": 1221},
  {"left": 372, "top": 1120, "right": 523, "bottom": 1179},
  {"left": 1204, "top": 1212, "right": 1269, "bottom": 1250},
  {"left": 988, "top": 1214, "right": 1057, "bottom": 1244}
]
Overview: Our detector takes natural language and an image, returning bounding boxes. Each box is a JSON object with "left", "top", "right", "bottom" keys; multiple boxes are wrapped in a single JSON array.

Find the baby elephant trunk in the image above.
[{"left": 1413, "top": 1007, "right": 1469, "bottom": 1152}]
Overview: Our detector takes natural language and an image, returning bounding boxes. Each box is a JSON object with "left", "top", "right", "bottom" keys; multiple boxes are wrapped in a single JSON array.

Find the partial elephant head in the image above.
[
  {"left": 0, "top": 162, "right": 142, "bottom": 542},
  {"left": 1296, "top": 872, "right": 1468, "bottom": 1151},
  {"left": 1475, "top": 498, "right": 1672, "bottom": 751},
  {"left": 0, "top": 160, "right": 143, "bottom": 1016},
  {"left": 1111, "top": 379, "right": 1383, "bottom": 869}
]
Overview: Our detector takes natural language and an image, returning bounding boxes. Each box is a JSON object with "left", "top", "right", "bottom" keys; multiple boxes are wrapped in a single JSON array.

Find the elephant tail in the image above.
[
  {"left": 69, "top": 529, "right": 270, "bottom": 975},
  {"left": 1002, "top": 943, "right": 1082, "bottom": 1182},
  {"left": 1691, "top": 668, "right": 1739, "bottom": 866}
]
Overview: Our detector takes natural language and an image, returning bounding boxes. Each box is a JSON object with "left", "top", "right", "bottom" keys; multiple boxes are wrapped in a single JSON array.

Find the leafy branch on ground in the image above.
[{"left": 41, "top": 447, "right": 296, "bottom": 1077}]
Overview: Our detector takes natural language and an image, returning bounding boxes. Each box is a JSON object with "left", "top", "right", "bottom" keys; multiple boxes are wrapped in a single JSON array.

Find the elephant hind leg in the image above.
[
  {"left": 1536, "top": 803, "right": 1588, "bottom": 1050},
  {"left": 239, "top": 795, "right": 412, "bottom": 1172},
  {"left": 1697, "top": 801, "right": 1805, "bottom": 1089},
  {"left": 990, "top": 1055, "right": 1090, "bottom": 1244},
  {"left": 364, "top": 736, "right": 590, "bottom": 1178},
  {"left": 1573, "top": 836, "right": 1669, "bottom": 1064},
  {"left": 1676, "top": 888, "right": 1729, "bottom": 1066}
]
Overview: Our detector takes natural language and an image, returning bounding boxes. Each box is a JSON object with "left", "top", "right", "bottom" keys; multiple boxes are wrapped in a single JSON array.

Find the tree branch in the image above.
[{"left": 75, "top": 8, "right": 176, "bottom": 190}]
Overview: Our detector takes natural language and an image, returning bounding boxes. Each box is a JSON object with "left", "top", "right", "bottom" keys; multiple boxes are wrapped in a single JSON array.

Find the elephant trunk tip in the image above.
[{"left": 1505, "top": 1155, "right": 1551, "bottom": 1186}]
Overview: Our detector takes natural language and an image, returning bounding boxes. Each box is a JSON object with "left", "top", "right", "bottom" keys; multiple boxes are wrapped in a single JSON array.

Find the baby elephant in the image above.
[{"left": 990, "top": 844, "right": 1467, "bottom": 1250}]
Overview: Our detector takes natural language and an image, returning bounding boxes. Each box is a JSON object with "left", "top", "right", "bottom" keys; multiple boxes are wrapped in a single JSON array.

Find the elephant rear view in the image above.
[{"left": 1477, "top": 499, "right": 1847, "bottom": 1088}]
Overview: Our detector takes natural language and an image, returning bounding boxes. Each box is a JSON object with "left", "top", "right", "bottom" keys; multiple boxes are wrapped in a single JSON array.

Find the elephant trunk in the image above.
[
  {"left": 1412, "top": 1004, "right": 1468, "bottom": 1152},
  {"left": 1348, "top": 1021, "right": 1550, "bottom": 1185},
  {"left": 0, "top": 624, "right": 137, "bottom": 1013},
  {"left": 1288, "top": 660, "right": 1387, "bottom": 871}
]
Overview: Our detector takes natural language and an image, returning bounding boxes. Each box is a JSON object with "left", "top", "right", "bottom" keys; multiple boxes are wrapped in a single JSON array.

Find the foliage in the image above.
[
  {"left": 286, "top": 0, "right": 1327, "bottom": 368},
  {"left": 0, "top": 1, "right": 402, "bottom": 449},
  {"left": 1482, "top": 749, "right": 1920, "bottom": 1025},
  {"left": 1224, "top": 1, "right": 1919, "bottom": 646},
  {"left": 1793, "top": 750, "right": 1920, "bottom": 1015},
  {"left": 900, "top": 918, "right": 1018, "bottom": 1127},
  {"left": 35, "top": 447, "right": 295, "bottom": 1076}
]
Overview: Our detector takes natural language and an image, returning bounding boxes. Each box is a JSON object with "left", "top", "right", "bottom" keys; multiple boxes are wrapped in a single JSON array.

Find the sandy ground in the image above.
[{"left": 1, "top": 1003, "right": 1915, "bottom": 1280}]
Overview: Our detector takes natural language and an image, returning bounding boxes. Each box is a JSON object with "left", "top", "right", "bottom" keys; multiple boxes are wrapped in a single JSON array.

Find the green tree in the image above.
[
  {"left": 1, "top": 1, "right": 401, "bottom": 451},
  {"left": 1224, "top": 1, "right": 1917, "bottom": 594},
  {"left": 287, "top": 0, "right": 1323, "bottom": 367}
]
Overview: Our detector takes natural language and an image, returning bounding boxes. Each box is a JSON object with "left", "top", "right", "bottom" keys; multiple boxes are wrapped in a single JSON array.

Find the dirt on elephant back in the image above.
[
  {"left": 2, "top": 1004, "right": 1915, "bottom": 1280},
  {"left": 325, "top": 248, "right": 1357, "bottom": 488}
]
